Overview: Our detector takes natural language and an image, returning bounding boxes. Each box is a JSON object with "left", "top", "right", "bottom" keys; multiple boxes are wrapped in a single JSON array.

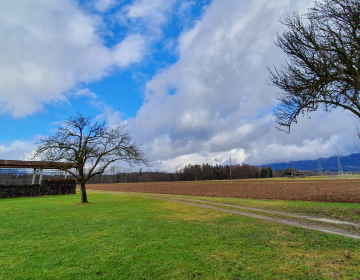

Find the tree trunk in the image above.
[{"left": 80, "top": 182, "right": 88, "bottom": 203}]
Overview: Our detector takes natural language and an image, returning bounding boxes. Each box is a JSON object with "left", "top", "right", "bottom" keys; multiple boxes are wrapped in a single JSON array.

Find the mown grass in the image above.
[{"left": 1, "top": 193, "right": 360, "bottom": 279}]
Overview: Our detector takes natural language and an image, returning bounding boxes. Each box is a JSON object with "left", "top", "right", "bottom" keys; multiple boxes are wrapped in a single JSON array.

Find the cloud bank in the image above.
[
  {"left": 0, "top": 0, "right": 146, "bottom": 117},
  {"left": 1, "top": 0, "right": 357, "bottom": 171},
  {"left": 129, "top": 0, "right": 357, "bottom": 170}
]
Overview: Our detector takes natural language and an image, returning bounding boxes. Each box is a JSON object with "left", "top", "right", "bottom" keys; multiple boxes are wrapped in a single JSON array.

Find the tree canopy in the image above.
[
  {"left": 32, "top": 113, "right": 147, "bottom": 202},
  {"left": 268, "top": 0, "right": 360, "bottom": 131}
]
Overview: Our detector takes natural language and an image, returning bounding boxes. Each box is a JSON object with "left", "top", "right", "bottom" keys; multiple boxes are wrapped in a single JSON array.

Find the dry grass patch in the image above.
[{"left": 157, "top": 201, "right": 229, "bottom": 222}]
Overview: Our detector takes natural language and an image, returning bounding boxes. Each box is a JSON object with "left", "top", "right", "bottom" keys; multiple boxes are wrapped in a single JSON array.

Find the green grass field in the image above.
[
  {"left": 1, "top": 192, "right": 360, "bottom": 279},
  {"left": 164, "top": 194, "right": 360, "bottom": 223}
]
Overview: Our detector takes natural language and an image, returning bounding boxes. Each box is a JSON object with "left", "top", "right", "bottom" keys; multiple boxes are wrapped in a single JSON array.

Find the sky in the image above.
[{"left": 0, "top": 0, "right": 358, "bottom": 172}]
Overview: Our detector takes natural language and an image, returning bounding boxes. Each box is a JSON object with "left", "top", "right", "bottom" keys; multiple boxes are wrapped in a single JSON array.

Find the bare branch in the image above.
[
  {"left": 32, "top": 113, "right": 148, "bottom": 203},
  {"left": 269, "top": 0, "right": 360, "bottom": 132}
]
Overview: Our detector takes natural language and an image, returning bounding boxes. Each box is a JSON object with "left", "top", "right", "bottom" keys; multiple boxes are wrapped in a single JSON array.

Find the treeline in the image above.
[
  {"left": 272, "top": 168, "right": 293, "bottom": 177},
  {"left": 175, "top": 163, "right": 272, "bottom": 181},
  {"left": 86, "top": 163, "right": 275, "bottom": 184},
  {"left": 272, "top": 168, "right": 318, "bottom": 177}
]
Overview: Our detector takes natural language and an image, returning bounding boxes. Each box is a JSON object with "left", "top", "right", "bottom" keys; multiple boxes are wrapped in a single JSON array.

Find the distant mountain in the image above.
[{"left": 263, "top": 153, "right": 360, "bottom": 173}]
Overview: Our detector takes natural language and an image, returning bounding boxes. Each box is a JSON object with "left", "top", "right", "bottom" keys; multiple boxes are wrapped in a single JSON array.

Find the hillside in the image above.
[{"left": 265, "top": 153, "right": 360, "bottom": 173}]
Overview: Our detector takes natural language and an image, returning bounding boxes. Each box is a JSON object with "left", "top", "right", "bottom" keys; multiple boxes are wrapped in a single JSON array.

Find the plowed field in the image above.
[{"left": 85, "top": 178, "right": 360, "bottom": 203}]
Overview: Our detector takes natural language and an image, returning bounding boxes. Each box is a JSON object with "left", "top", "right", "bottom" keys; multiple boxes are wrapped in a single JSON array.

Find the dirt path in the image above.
[
  {"left": 162, "top": 196, "right": 360, "bottom": 227},
  {"left": 100, "top": 191, "right": 360, "bottom": 240}
]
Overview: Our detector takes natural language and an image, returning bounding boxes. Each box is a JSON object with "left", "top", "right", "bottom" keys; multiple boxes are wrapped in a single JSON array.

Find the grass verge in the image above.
[
  {"left": 1, "top": 192, "right": 360, "bottom": 279},
  {"left": 157, "top": 193, "right": 360, "bottom": 223}
]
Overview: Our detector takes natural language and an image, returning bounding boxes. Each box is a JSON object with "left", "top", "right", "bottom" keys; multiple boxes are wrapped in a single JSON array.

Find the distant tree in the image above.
[
  {"left": 32, "top": 113, "right": 148, "bottom": 203},
  {"left": 202, "top": 163, "right": 214, "bottom": 180},
  {"left": 268, "top": 0, "right": 360, "bottom": 132},
  {"left": 260, "top": 166, "right": 272, "bottom": 178},
  {"left": 273, "top": 169, "right": 282, "bottom": 177}
]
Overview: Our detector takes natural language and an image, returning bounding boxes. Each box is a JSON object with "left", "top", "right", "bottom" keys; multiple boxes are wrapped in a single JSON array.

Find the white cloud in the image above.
[
  {"left": 0, "top": 0, "right": 146, "bottom": 117},
  {"left": 0, "top": 141, "right": 35, "bottom": 161},
  {"left": 91, "top": 100, "right": 125, "bottom": 127},
  {"left": 124, "top": 0, "right": 174, "bottom": 22},
  {"left": 93, "top": 0, "right": 118, "bottom": 12},
  {"left": 71, "top": 88, "right": 97, "bottom": 99},
  {"left": 112, "top": 34, "right": 147, "bottom": 66},
  {"left": 119, "top": 0, "right": 177, "bottom": 36},
  {"left": 177, "top": 20, "right": 201, "bottom": 54},
  {"left": 153, "top": 148, "right": 246, "bottom": 172},
  {"left": 177, "top": 1, "right": 196, "bottom": 15},
  {"left": 127, "top": 0, "right": 359, "bottom": 171}
]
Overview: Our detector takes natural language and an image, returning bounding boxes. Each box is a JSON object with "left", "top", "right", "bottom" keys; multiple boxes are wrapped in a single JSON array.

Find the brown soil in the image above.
[{"left": 85, "top": 179, "right": 360, "bottom": 203}]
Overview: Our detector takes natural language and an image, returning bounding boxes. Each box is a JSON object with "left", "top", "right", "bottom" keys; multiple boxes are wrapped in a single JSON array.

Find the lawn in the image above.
[{"left": 1, "top": 192, "right": 360, "bottom": 279}]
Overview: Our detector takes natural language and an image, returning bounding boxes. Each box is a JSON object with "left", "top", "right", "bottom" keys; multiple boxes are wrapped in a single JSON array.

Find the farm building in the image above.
[
  {"left": 285, "top": 171, "right": 311, "bottom": 178},
  {"left": 0, "top": 160, "right": 76, "bottom": 185}
]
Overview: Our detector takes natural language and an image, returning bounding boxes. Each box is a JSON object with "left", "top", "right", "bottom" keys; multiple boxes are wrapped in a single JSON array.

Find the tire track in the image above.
[
  {"left": 162, "top": 195, "right": 360, "bottom": 227},
  {"left": 115, "top": 192, "right": 360, "bottom": 240}
]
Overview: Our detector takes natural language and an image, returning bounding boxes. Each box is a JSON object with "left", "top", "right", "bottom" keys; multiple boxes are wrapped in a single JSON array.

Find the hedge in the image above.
[{"left": 0, "top": 179, "right": 76, "bottom": 198}]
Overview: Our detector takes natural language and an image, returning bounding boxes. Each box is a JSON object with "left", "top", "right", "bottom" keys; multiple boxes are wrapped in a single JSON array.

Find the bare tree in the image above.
[
  {"left": 32, "top": 113, "right": 148, "bottom": 203},
  {"left": 268, "top": 0, "right": 360, "bottom": 131}
]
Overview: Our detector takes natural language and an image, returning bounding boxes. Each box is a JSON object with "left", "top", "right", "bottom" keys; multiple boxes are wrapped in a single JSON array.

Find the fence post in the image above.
[
  {"left": 32, "top": 168, "right": 36, "bottom": 185},
  {"left": 39, "top": 169, "right": 43, "bottom": 185}
]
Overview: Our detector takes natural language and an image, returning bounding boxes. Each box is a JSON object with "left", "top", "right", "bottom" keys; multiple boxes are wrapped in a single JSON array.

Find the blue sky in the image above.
[{"left": 0, "top": 0, "right": 358, "bottom": 171}]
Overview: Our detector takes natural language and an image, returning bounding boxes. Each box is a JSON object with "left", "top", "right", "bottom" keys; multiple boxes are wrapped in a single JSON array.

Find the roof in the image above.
[{"left": 0, "top": 160, "right": 77, "bottom": 169}]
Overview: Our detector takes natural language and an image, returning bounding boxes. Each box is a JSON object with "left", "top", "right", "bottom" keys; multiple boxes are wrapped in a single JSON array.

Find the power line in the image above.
[
  {"left": 335, "top": 145, "right": 344, "bottom": 175},
  {"left": 291, "top": 162, "right": 296, "bottom": 179},
  {"left": 230, "top": 156, "right": 232, "bottom": 183},
  {"left": 316, "top": 148, "right": 322, "bottom": 176}
]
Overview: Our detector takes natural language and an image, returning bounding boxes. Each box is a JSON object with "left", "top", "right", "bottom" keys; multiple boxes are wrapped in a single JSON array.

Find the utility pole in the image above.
[
  {"left": 316, "top": 149, "right": 322, "bottom": 176},
  {"left": 335, "top": 145, "right": 344, "bottom": 175},
  {"left": 230, "top": 156, "right": 232, "bottom": 183},
  {"left": 291, "top": 162, "right": 296, "bottom": 179}
]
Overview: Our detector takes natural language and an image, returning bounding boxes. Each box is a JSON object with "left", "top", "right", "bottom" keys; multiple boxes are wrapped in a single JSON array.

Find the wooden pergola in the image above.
[{"left": 0, "top": 160, "right": 77, "bottom": 185}]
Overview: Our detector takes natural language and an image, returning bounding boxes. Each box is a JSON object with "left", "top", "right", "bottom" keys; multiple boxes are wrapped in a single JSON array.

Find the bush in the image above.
[{"left": 0, "top": 179, "right": 76, "bottom": 198}]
